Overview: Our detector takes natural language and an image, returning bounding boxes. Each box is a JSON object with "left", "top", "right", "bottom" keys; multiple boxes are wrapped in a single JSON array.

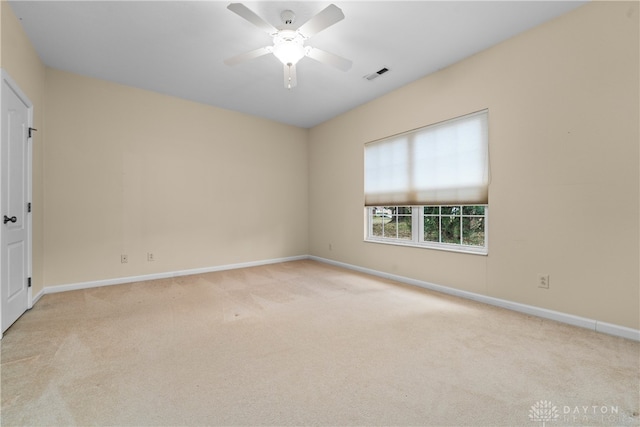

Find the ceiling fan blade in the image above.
[
  {"left": 284, "top": 64, "right": 297, "bottom": 89},
  {"left": 306, "top": 47, "right": 352, "bottom": 71},
  {"left": 227, "top": 3, "right": 277, "bottom": 35},
  {"left": 224, "top": 46, "right": 272, "bottom": 66},
  {"left": 297, "top": 4, "right": 345, "bottom": 38}
]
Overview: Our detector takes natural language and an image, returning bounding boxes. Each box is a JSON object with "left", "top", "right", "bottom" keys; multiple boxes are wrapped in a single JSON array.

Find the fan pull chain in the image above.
[{"left": 286, "top": 63, "right": 294, "bottom": 90}]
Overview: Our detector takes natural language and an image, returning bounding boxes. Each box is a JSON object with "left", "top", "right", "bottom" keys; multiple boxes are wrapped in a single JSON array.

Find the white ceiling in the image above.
[{"left": 9, "top": 1, "right": 586, "bottom": 128}]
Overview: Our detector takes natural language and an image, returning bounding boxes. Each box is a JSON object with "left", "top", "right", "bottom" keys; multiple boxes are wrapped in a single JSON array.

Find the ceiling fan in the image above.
[{"left": 224, "top": 3, "right": 352, "bottom": 90}]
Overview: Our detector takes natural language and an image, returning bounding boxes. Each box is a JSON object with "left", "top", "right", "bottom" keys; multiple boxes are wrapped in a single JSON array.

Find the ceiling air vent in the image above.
[{"left": 365, "top": 67, "right": 390, "bottom": 81}]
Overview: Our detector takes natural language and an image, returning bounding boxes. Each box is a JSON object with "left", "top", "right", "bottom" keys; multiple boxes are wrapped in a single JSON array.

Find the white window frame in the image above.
[{"left": 365, "top": 205, "right": 488, "bottom": 255}]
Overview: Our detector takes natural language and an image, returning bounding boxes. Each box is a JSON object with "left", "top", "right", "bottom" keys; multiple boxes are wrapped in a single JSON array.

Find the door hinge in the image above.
[
  {"left": 27, "top": 202, "right": 31, "bottom": 213},
  {"left": 28, "top": 277, "right": 31, "bottom": 288},
  {"left": 28, "top": 128, "right": 37, "bottom": 139}
]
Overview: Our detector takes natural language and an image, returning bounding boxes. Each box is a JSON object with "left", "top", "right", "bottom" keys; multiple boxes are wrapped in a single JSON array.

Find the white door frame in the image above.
[{"left": 0, "top": 69, "right": 33, "bottom": 339}]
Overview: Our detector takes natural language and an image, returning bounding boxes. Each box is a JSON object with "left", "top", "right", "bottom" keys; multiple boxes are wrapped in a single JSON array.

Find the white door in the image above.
[{"left": 1, "top": 71, "right": 32, "bottom": 334}]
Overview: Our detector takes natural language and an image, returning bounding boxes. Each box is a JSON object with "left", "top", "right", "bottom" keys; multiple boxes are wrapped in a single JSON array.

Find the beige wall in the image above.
[
  {"left": 1, "top": 1, "right": 46, "bottom": 295},
  {"left": 309, "top": 1, "right": 640, "bottom": 329},
  {"left": 44, "top": 69, "right": 308, "bottom": 285}
]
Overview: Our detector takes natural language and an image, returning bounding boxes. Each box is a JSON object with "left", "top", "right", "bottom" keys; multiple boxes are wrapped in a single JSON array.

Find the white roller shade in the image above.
[{"left": 365, "top": 110, "right": 489, "bottom": 206}]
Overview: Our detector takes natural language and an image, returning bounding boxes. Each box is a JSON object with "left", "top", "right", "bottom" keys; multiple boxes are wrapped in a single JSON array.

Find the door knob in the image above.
[{"left": 3, "top": 215, "right": 17, "bottom": 224}]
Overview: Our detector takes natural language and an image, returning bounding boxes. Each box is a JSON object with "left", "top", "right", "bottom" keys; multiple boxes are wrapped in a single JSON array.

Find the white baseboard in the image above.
[
  {"left": 32, "top": 289, "right": 45, "bottom": 305},
  {"left": 42, "top": 255, "right": 308, "bottom": 295},
  {"left": 309, "top": 256, "right": 640, "bottom": 342},
  {"left": 595, "top": 321, "right": 640, "bottom": 341}
]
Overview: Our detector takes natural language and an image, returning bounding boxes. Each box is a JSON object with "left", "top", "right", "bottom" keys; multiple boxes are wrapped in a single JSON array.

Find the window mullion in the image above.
[
  {"left": 438, "top": 206, "right": 442, "bottom": 243},
  {"left": 459, "top": 206, "right": 463, "bottom": 245},
  {"left": 394, "top": 207, "right": 399, "bottom": 239},
  {"left": 413, "top": 207, "right": 421, "bottom": 243}
]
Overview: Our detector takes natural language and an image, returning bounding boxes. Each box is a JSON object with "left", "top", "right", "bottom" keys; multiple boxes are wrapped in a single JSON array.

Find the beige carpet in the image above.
[{"left": 1, "top": 260, "right": 638, "bottom": 426}]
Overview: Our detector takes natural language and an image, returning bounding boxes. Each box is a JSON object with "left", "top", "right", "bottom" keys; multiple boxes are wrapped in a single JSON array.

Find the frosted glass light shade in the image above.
[{"left": 273, "top": 41, "right": 305, "bottom": 65}]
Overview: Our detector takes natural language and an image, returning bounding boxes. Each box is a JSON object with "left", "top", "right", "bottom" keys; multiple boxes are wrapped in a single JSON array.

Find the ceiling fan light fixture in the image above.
[
  {"left": 225, "top": 3, "right": 351, "bottom": 89},
  {"left": 272, "top": 30, "right": 306, "bottom": 65}
]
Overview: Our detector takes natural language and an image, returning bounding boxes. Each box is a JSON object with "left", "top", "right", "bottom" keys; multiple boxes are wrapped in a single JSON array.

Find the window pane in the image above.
[
  {"left": 371, "top": 207, "right": 387, "bottom": 237},
  {"left": 373, "top": 207, "right": 393, "bottom": 219},
  {"left": 441, "top": 215, "right": 461, "bottom": 244},
  {"left": 423, "top": 216, "right": 439, "bottom": 242},
  {"left": 463, "top": 217, "right": 485, "bottom": 246},
  {"left": 383, "top": 219, "right": 397, "bottom": 239},
  {"left": 397, "top": 214, "right": 412, "bottom": 240},
  {"left": 441, "top": 206, "right": 461, "bottom": 216},
  {"left": 463, "top": 206, "right": 485, "bottom": 215},
  {"left": 423, "top": 206, "right": 439, "bottom": 215},
  {"left": 397, "top": 206, "right": 412, "bottom": 215},
  {"left": 372, "top": 221, "right": 384, "bottom": 237}
]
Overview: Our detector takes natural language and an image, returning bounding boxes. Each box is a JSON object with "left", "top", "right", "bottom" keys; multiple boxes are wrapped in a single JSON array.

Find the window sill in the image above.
[{"left": 364, "top": 238, "right": 488, "bottom": 256}]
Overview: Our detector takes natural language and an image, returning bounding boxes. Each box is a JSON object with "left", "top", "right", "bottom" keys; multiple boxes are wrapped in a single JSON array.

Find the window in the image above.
[
  {"left": 371, "top": 207, "right": 413, "bottom": 240},
  {"left": 367, "top": 205, "right": 487, "bottom": 254},
  {"left": 364, "top": 110, "right": 489, "bottom": 254}
]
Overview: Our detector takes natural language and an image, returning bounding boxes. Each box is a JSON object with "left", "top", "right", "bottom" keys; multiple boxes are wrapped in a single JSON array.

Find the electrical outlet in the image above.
[
  {"left": 147, "top": 252, "right": 155, "bottom": 262},
  {"left": 121, "top": 254, "right": 128, "bottom": 264},
  {"left": 538, "top": 274, "right": 549, "bottom": 289}
]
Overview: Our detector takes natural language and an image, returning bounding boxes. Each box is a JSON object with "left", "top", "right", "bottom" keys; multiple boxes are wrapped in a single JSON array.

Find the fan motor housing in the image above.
[{"left": 281, "top": 10, "right": 295, "bottom": 25}]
